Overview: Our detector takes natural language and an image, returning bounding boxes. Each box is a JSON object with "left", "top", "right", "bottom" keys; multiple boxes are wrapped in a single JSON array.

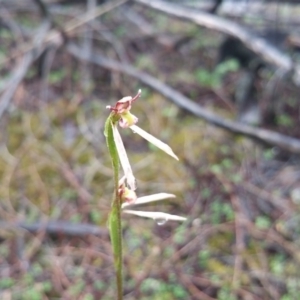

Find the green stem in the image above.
[{"left": 105, "top": 117, "right": 123, "bottom": 300}]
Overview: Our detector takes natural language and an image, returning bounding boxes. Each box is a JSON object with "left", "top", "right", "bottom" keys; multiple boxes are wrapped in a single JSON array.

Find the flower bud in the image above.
[{"left": 119, "top": 185, "right": 137, "bottom": 204}]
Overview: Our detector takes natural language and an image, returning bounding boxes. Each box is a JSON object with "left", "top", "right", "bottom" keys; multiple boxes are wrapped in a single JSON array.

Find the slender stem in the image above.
[
  {"left": 109, "top": 203, "right": 123, "bottom": 300},
  {"left": 105, "top": 117, "right": 123, "bottom": 300}
]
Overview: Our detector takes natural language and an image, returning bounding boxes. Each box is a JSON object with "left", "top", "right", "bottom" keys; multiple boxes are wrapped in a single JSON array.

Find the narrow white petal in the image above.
[
  {"left": 112, "top": 125, "right": 136, "bottom": 190},
  {"left": 130, "top": 125, "right": 179, "bottom": 160},
  {"left": 122, "top": 210, "right": 187, "bottom": 221},
  {"left": 122, "top": 193, "right": 176, "bottom": 208}
]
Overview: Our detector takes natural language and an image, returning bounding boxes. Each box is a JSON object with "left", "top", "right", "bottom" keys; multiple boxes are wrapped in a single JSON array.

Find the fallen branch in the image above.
[
  {"left": 0, "top": 221, "right": 108, "bottom": 237},
  {"left": 68, "top": 43, "right": 300, "bottom": 154},
  {"left": 134, "top": 0, "right": 300, "bottom": 84}
]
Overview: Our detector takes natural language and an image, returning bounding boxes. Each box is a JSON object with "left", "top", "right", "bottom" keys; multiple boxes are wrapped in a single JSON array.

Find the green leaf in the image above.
[{"left": 255, "top": 216, "right": 271, "bottom": 229}]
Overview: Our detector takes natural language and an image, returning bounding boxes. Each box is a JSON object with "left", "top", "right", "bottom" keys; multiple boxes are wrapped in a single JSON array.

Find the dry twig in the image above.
[{"left": 0, "top": 221, "right": 108, "bottom": 237}]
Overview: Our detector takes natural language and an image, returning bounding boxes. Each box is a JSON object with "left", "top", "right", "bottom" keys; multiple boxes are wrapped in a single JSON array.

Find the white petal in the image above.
[
  {"left": 122, "top": 193, "right": 176, "bottom": 208},
  {"left": 112, "top": 124, "right": 136, "bottom": 190},
  {"left": 122, "top": 210, "right": 187, "bottom": 222},
  {"left": 129, "top": 125, "right": 179, "bottom": 161}
]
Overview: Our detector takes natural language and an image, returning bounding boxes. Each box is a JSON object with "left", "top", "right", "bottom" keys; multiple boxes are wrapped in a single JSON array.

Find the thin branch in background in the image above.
[
  {"left": 0, "top": 7, "right": 25, "bottom": 41},
  {"left": 92, "top": 20, "right": 129, "bottom": 64},
  {"left": 59, "top": 163, "right": 93, "bottom": 205},
  {"left": 81, "top": 0, "right": 97, "bottom": 92},
  {"left": 32, "top": 0, "right": 52, "bottom": 20},
  {"left": 120, "top": 4, "right": 177, "bottom": 49},
  {"left": 32, "top": 0, "right": 61, "bottom": 104},
  {"left": 0, "top": 221, "right": 108, "bottom": 237},
  {"left": 179, "top": 273, "right": 217, "bottom": 300},
  {"left": 244, "top": 219, "right": 300, "bottom": 261},
  {"left": 0, "top": 53, "right": 33, "bottom": 119},
  {"left": 219, "top": 179, "right": 246, "bottom": 287}
]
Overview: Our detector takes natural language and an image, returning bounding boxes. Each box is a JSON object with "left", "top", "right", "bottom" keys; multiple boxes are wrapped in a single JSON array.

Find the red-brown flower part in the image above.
[
  {"left": 118, "top": 183, "right": 137, "bottom": 204},
  {"left": 106, "top": 90, "right": 141, "bottom": 128},
  {"left": 107, "top": 90, "right": 141, "bottom": 114}
]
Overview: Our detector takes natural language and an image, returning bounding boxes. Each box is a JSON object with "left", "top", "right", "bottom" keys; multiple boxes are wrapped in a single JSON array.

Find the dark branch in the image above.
[
  {"left": 32, "top": 0, "right": 51, "bottom": 20},
  {"left": 0, "top": 221, "right": 108, "bottom": 238},
  {"left": 134, "top": 0, "right": 300, "bottom": 85}
]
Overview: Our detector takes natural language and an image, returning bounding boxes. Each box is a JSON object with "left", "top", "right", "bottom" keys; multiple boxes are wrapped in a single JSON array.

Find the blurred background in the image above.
[{"left": 0, "top": 0, "right": 300, "bottom": 299}]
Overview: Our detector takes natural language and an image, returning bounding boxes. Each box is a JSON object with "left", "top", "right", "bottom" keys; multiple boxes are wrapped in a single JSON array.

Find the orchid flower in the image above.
[
  {"left": 106, "top": 89, "right": 179, "bottom": 162},
  {"left": 104, "top": 90, "right": 185, "bottom": 300}
]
